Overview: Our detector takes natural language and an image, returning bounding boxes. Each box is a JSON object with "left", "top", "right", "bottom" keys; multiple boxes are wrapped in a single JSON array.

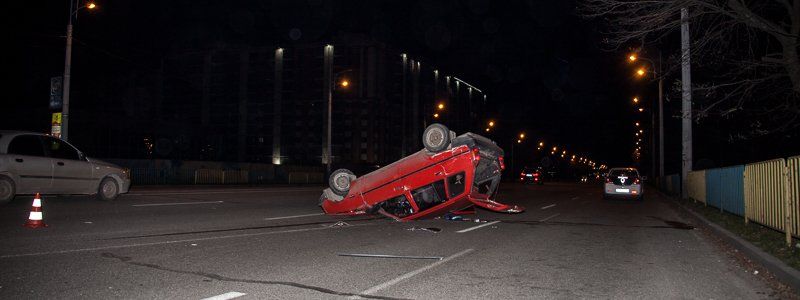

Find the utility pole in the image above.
[
  {"left": 323, "top": 45, "right": 334, "bottom": 177},
  {"left": 401, "top": 54, "right": 408, "bottom": 156},
  {"left": 680, "top": 8, "right": 693, "bottom": 199},
  {"left": 658, "top": 75, "right": 664, "bottom": 177},
  {"left": 61, "top": 0, "right": 75, "bottom": 142}
]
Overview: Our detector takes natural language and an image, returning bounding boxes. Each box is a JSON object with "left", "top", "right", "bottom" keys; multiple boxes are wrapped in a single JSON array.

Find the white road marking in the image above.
[
  {"left": 201, "top": 292, "right": 246, "bottom": 300},
  {"left": 132, "top": 201, "right": 224, "bottom": 207},
  {"left": 127, "top": 188, "right": 320, "bottom": 196},
  {"left": 0, "top": 224, "right": 371, "bottom": 259},
  {"left": 540, "top": 204, "right": 556, "bottom": 210},
  {"left": 358, "top": 248, "right": 474, "bottom": 296},
  {"left": 571, "top": 196, "right": 580, "bottom": 200},
  {"left": 540, "top": 213, "right": 560, "bottom": 222},
  {"left": 263, "top": 213, "right": 324, "bottom": 221},
  {"left": 456, "top": 220, "right": 501, "bottom": 233}
]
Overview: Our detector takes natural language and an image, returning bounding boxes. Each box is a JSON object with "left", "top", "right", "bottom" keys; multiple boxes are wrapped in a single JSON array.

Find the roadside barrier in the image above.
[
  {"left": 222, "top": 170, "right": 249, "bottom": 184},
  {"left": 657, "top": 155, "right": 800, "bottom": 246},
  {"left": 23, "top": 193, "right": 47, "bottom": 229},
  {"left": 687, "top": 170, "right": 706, "bottom": 204},
  {"left": 288, "top": 172, "right": 324, "bottom": 184},
  {"left": 744, "top": 159, "right": 787, "bottom": 234},
  {"left": 707, "top": 165, "right": 745, "bottom": 216}
]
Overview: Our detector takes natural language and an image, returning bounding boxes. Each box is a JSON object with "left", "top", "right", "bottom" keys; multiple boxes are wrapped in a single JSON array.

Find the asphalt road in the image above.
[{"left": 0, "top": 182, "right": 777, "bottom": 299}]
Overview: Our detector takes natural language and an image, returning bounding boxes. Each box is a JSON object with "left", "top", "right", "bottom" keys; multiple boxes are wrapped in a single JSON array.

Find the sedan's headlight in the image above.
[{"left": 122, "top": 168, "right": 131, "bottom": 180}]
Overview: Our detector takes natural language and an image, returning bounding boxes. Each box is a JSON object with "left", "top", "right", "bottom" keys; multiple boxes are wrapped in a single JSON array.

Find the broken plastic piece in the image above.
[
  {"left": 327, "top": 221, "right": 352, "bottom": 228},
  {"left": 406, "top": 227, "right": 441, "bottom": 233}
]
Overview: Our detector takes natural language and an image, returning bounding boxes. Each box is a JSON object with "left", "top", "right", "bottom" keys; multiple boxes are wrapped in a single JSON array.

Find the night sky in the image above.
[{"left": 6, "top": 0, "right": 794, "bottom": 172}]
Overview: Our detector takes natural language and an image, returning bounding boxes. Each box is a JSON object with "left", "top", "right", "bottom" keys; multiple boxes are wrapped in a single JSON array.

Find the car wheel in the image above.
[
  {"left": 97, "top": 177, "right": 119, "bottom": 201},
  {"left": 329, "top": 169, "right": 355, "bottom": 196},
  {"left": 0, "top": 177, "right": 15, "bottom": 205},
  {"left": 422, "top": 123, "right": 451, "bottom": 153}
]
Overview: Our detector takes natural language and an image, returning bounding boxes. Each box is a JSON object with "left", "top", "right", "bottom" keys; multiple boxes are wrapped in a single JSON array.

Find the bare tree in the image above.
[{"left": 580, "top": 0, "right": 800, "bottom": 132}]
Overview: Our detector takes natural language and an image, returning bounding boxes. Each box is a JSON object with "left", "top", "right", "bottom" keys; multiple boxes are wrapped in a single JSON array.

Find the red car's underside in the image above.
[{"left": 320, "top": 133, "right": 524, "bottom": 220}]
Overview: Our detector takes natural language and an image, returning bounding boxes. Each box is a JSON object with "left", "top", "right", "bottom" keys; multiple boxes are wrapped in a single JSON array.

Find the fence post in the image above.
[
  {"left": 194, "top": 170, "right": 198, "bottom": 185},
  {"left": 786, "top": 165, "right": 793, "bottom": 247},
  {"left": 744, "top": 169, "right": 749, "bottom": 224}
]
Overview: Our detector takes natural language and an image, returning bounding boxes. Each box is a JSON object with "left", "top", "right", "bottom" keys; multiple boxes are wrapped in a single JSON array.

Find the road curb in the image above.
[{"left": 666, "top": 192, "right": 800, "bottom": 292}]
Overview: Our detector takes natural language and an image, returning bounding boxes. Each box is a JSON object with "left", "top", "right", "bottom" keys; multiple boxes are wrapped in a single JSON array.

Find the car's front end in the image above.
[{"left": 88, "top": 158, "right": 132, "bottom": 194}]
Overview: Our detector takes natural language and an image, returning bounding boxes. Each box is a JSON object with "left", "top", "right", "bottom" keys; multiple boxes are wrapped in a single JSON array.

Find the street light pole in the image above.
[
  {"left": 658, "top": 76, "right": 664, "bottom": 177},
  {"left": 323, "top": 45, "right": 334, "bottom": 177},
  {"left": 61, "top": 0, "right": 76, "bottom": 141}
]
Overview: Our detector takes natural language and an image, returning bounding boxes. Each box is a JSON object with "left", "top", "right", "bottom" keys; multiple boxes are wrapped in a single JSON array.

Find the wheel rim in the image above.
[
  {"left": 0, "top": 180, "right": 11, "bottom": 200},
  {"left": 334, "top": 174, "right": 350, "bottom": 190},
  {"left": 102, "top": 180, "right": 117, "bottom": 199},
  {"left": 426, "top": 129, "right": 445, "bottom": 148}
]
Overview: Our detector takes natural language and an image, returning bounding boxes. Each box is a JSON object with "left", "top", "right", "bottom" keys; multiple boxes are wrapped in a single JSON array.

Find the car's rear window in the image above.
[
  {"left": 609, "top": 170, "right": 639, "bottom": 178},
  {"left": 608, "top": 169, "right": 639, "bottom": 185},
  {"left": 8, "top": 135, "right": 45, "bottom": 157}
]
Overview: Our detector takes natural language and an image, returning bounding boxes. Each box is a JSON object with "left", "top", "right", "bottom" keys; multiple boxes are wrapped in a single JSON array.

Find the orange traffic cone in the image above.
[{"left": 23, "top": 193, "right": 48, "bottom": 228}]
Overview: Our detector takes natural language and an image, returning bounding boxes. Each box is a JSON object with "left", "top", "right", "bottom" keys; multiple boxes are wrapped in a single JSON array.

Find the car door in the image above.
[
  {"left": 5, "top": 134, "right": 53, "bottom": 194},
  {"left": 42, "top": 136, "right": 95, "bottom": 194},
  {"left": 406, "top": 164, "right": 448, "bottom": 212}
]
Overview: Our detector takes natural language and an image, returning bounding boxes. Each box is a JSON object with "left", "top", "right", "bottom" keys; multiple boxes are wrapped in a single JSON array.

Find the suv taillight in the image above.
[
  {"left": 634, "top": 178, "right": 640, "bottom": 184},
  {"left": 498, "top": 156, "right": 505, "bottom": 170},
  {"left": 605, "top": 177, "right": 612, "bottom": 183}
]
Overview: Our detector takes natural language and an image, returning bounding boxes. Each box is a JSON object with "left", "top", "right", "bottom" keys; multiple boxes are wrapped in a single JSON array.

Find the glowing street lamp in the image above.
[
  {"left": 628, "top": 54, "right": 637, "bottom": 62},
  {"left": 633, "top": 97, "right": 639, "bottom": 104},
  {"left": 433, "top": 113, "right": 439, "bottom": 118},
  {"left": 638, "top": 107, "right": 644, "bottom": 112},
  {"left": 340, "top": 79, "right": 350, "bottom": 88},
  {"left": 488, "top": 121, "right": 495, "bottom": 127},
  {"left": 437, "top": 103, "right": 445, "bottom": 110},
  {"left": 636, "top": 68, "right": 646, "bottom": 77}
]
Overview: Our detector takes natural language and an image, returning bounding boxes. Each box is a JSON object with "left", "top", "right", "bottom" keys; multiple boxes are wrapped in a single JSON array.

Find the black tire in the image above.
[
  {"left": 422, "top": 123, "right": 451, "bottom": 153},
  {"left": 97, "top": 177, "right": 119, "bottom": 201},
  {"left": 329, "top": 169, "right": 355, "bottom": 196},
  {"left": 0, "top": 176, "right": 15, "bottom": 205}
]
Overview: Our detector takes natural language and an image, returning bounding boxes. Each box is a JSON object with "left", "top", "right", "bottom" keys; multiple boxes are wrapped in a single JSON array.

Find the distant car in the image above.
[
  {"left": 319, "top": 123, "right": 524, "bottom": 220},
  {"left": 603, "top": 167, "right": 642, "bottom": 200},
  {"left": 0, "top": 131, "right": 131, "bottom": 204},
  {"left": 520, "top": 167, "right": 544, "bottom": 185}
]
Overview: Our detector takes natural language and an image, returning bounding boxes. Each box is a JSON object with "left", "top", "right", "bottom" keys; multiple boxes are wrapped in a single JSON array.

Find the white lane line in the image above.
[
  {"left": 127, "top": 188, "right": 320, "bottom": 196},
  {"left": 540, "top": 204, "right": 556, "bottom": 210},
  {"left": 571, "top": 196, "right": 580, "bottom": 200},
  {"left": 264, "top": 213, "right": 324, "bottom": 221},
  {"left": 132, "top": 201, "right": 224, "bottom": 207},
  {"left": 0, "top": 224, "right": 370, "bottom": 259},
  {"left": 201, "top": 292, "right": 246, "bottom": 300},
  {"left": 540, "top": 213, "right": 560, "bottom": 222},
  {"left": 456, "top": 220, "right": 501, "bottom": 233},
  {"left": 358, "top": 248, "right": 474, "bottom": 296}
]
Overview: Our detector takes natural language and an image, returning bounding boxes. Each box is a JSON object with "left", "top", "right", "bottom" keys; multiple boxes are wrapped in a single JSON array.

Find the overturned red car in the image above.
[{"left": 320, "top": 123, "right": 524, "bottom": 220}]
